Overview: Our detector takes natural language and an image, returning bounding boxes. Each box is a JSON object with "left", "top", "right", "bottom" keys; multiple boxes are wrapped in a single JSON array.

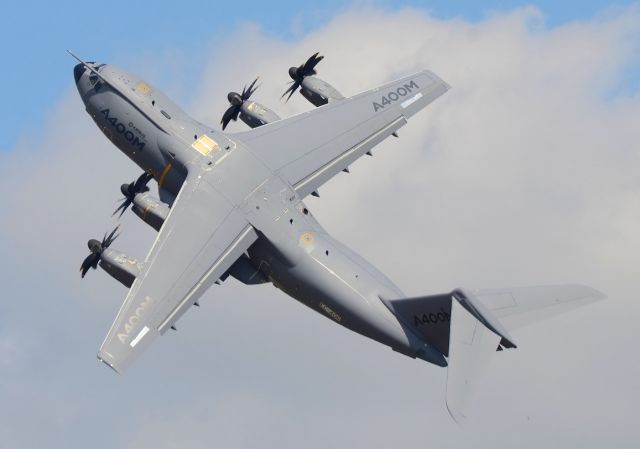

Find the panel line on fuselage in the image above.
[{"left": 310, "top": 255, "right": 372, "bottom": 306}]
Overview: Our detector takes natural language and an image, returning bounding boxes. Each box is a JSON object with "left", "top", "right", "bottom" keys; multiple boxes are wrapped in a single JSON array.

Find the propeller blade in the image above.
[
  {"left": 282, "top": 80, "right": 301, "bottom": 102},
  {"left": 80, "top": 227, "right": 119, "bottom": 279},
  {"left": 302, "top": 52, "right": 323, "bottom": 76},
  {"left": 112, "top": 172, "right": 152, "bottom": 217},
  {"left": 133, "top": 172, "right": 153, "bottom": 191},
  {"left": 103, "top": 226, "right": 119, "bottom": 248},
  {"left": 285, "top": 53, "right": 323, "bottom": 97},
  {"left": 112, "top": 198, "right": 132, "bottom": 217},
  {"left": 243, "top": 77, "right": 259, "bottom": 100},
  {"left": 222, "top": 78, "right": 261, "bottom": 129},
  {"left": 221, "top": 105, "right": 240, "bottom": 130},
  {"left": 80, "top": 253, "right": 99, "bottom": 278}
]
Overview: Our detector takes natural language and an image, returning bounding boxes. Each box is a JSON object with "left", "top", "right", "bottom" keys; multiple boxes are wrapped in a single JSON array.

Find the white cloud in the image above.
[
  {"left": 1, "top": 4, "right": 639, "bottom": 449},
  {"left": 0, "top": 333, "right": 25, "bottom": 370}
]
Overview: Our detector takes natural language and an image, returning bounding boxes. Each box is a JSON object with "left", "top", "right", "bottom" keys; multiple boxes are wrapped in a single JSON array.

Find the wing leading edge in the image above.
[
  {"left": 233, "top": 70, "right": 450, "bottom": 198},
  {"left": 98, "top": 168, "right": 258, "bottom": 373}
]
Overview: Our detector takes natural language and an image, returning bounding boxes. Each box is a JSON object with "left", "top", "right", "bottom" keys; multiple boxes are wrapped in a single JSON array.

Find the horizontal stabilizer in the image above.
[
  {"left": 474, "top": 284, "right": 606, "bottom": 330},
  {"left": 384, "top": 283, "right": 605, "bottom": 421}
]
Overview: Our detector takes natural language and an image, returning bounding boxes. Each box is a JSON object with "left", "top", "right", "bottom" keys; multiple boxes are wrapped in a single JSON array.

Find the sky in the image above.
[
  {"left": 1, "top": 1, "right": 640, "bottom": 448},
  {"left": 1, "top": 0, "right": 638, "bottom": 151}
]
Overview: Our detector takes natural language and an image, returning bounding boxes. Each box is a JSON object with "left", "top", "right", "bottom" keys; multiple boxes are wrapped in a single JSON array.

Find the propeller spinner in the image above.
[
  {"left": 282, "top": 52, "right": 324, "bottom": 102},
  {"left": 80, "top": 226, "right": 119, "bottom": 278},
  {"left": 221, "top": 78, "right": 259, "bottom": 130},
  {"left": 113, "top": 172, "right": 153, "bottom": 218}
]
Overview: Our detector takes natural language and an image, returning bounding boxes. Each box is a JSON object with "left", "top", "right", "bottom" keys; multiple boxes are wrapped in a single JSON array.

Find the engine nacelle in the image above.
[
  {"left": 239, "top": 100, "right": 281, "bottom": 128},
  {"left": 99, "top": 248, "right": 142, "bottom": 288},
  {"left": 300, "top": 76, "right": 344, "bottom": 107},
  {"left": 131, "top": 192, "right": 170, "bottom": 231}
]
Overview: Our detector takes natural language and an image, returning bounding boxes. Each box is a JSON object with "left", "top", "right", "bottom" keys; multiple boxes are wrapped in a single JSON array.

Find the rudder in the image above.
[{"left": 384, "top": 289, "right": 516, "bottom": 421}]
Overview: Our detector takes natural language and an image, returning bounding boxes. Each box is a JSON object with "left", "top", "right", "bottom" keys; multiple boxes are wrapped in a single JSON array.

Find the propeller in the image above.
[
  {"left": 80, "top": 226, "right": 119, "bottom": 278},
  {"left": 282, "top": 52, "right": 324, "bottom": 102},
  {"left": 221, "top": 78, "right": 259, "bottom": 130},
  {"left": 113, "top": 172, "right": 153, "bottom": 217}
]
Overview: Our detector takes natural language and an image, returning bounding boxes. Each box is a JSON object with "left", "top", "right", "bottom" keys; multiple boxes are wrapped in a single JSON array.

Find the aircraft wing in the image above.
[
  {"left": 97, "top": 167, "right": 258, "bottom": 373},
  {"left": 232, "top": 70, "right": 450, "bottom": 198}
]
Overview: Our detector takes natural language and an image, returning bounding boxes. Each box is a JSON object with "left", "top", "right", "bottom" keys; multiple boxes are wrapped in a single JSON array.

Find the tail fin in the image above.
[
  {"left": 383, "top": 284, "right": 605, "bottom": 422},
  {"left": 445, "top": 295, "right": 503, "bottom": 422}
]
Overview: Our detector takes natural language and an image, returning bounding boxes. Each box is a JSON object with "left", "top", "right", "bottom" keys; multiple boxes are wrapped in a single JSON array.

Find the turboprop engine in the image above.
[
  {"left": 282, "top": 52, "right": 344, "bottom": 107},
  {"left": 221, "top": 78, "right": 281, "bottom": 130},
  {"left": 113, "top": 172, "right": 170, "bottom": 231},
  {"left": 79, "top": 227, "right": 142, "bottom": 288},
  {"left": 130, "top": 191, "right": 169, "bottom": 231}
]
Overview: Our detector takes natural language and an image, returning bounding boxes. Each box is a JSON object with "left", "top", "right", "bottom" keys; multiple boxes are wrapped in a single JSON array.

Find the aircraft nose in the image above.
[{"left": 74, "top": 63, "right": 85, "bottom": 83}]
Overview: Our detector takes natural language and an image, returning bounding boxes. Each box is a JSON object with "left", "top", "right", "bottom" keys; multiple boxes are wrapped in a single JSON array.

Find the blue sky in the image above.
[{"left": 0, "top": 0, "right": 635, "bottom": 151}]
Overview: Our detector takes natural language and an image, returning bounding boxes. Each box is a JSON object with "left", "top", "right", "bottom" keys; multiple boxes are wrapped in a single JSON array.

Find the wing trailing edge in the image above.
[{"left": 232, "top": 70, "right": 450, "bottom": 199}]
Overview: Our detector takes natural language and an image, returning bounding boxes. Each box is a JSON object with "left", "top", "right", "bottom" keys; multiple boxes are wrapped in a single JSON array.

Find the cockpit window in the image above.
[{"left": 89, "top": 71, "right": 103, "bottom": 91}]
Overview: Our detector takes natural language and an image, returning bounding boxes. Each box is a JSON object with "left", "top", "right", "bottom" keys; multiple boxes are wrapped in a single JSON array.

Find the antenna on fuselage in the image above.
[
  {"left": 66, "top": 50, "right": 109, "bottom": 83},
  {"left": 66, "top": 50, "right": 170, "bottom": 134}
]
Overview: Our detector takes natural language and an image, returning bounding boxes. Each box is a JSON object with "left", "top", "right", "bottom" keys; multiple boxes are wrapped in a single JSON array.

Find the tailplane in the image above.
[{"left": 383, "top": 284, "right": 605, "bottom": 422}]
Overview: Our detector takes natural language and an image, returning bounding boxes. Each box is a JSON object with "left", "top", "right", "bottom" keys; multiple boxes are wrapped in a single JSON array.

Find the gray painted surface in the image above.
[{"left": 71, "top": 55, "right": 605, "bottom": 418}]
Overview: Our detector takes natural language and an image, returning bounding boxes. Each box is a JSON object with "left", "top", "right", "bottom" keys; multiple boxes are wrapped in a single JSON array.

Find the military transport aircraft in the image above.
[{"left": 70, "top": 51, "right": 604, "bottom": 421}]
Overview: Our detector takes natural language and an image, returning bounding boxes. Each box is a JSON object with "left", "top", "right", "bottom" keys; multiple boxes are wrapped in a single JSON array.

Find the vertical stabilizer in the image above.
[
  {"left": 445, "top": 300, "right": 501, "bottom": 422},
  {"left": 383, "top": 284, "right": 604, "bottom": 421}
]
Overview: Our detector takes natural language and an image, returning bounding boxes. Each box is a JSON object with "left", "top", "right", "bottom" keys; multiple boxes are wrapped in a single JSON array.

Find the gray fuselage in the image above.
[{"left": 74, "top": 63, "right": 444, "bottom": 366}]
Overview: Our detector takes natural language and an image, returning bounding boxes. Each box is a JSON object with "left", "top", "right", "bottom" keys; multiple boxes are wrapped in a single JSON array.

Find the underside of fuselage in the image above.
[
  {"left": 72, "top": 54, "right": 605, "bottom": 422},
  {"left": 74, "top": 61, "right": 445, "bottom": 367}
]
